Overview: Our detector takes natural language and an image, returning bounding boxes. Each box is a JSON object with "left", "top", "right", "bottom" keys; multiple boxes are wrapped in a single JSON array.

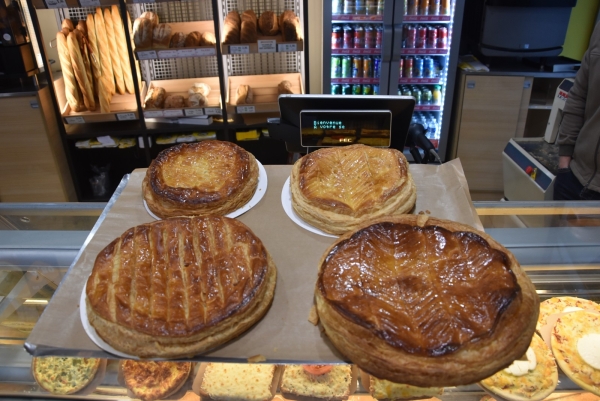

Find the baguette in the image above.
[
  {"left": 56, "top": 32, "right": 82, "bottom": 112},
  {"left": 110, "top": 5, "right": 134, "bottom": 94},
  {"left": 97, "top": 71, "right": 112, "bottom": 113},
  {"left": 76, "top": 20, "right": 87, "bottom": 36},
  {"left": 240, "top": 10, "right": 258, "bottom": 43},
  {"left": 61, "top": 18, "right": 74, "bottom": 32},
  {"left": 222, "top": 10, "right": 240, "bottom": 44},
  {"left": 258, "top": 11, "right": 278, "bottom": 36},
  {"left": 85, "top": 14, "right": 102, "bottom": 80},
  {"left": 103, "top": 8, "right": 125, "bottom": 95},
  {"left": 95, "top": 8, "right": 115, "bottom": 95},
  {"left": 67, "top": 31, "right": 95, "bottom": 111},
  {"left": 73, "top": 29, "right": 94, "bottom": 98}
]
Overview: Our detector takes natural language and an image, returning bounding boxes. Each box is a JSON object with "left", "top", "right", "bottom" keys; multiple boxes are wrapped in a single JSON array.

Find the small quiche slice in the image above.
[
  {"left": 360, "top": 370, "right": 444, "bottom": 400},
  {"left": 121, "top": 360, "right": 192, "bottom": 401},
  {"left": 479, "top": 334, "right": 558, "bottom": 401},
  {"left": 537, "top": 297, "right": 600, "bottom": 332},
  {"left": 551, "top": 310, "right": 600, "bottom": 397},
  {"left": 32, "top": 356, "right": 101, "bottom": 395}
]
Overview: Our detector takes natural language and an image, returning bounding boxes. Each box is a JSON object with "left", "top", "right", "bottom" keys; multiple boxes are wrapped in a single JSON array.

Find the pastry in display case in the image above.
[
  {"left": 121, "top": 360, "right": 192, "bottom": 401},
  {"left": 280, "top": 365, "right": 358, "bottom": 400},
  {"left": 360, "top": 370, "right": 444, "bottom": 400},
  {"left": 198, "top": 363, "right": 281, "bottom": 401},
  {"left": 32, "top": 356, "right": 105, "bottom": 395}
]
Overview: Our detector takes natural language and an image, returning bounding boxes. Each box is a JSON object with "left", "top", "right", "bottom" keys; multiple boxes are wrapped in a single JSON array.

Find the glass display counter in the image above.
[{"left": 0, "top": 199, "right": 598, "bottom": 400}]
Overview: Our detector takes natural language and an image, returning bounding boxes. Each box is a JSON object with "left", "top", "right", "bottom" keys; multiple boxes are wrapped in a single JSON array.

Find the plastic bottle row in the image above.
[
  {"left": 398, "top": 84, "right": 442, "bottom": 105},
  {"left": 404, "top": 0, "right": 451, "bottom": 16},
  {"left": 331, "top": 55, "right": 381, "bottom": 79},
  {"left": 332, "top": 24, "right": 383, "bottom": 50},
  {"left": 412, "top": 111, "right": 440, "bottom": 140},
  {"left": 332, "top": 0, "right": 385, "bottom": 15},
  {"left": 331, "top": 83, "right": 380, "bottom": 95},
  {"left": 400, "top": 56, "right": 442, "bottom": 79},
  {"left": 402, "top": 24, "right": 448, "bottom": 49}
]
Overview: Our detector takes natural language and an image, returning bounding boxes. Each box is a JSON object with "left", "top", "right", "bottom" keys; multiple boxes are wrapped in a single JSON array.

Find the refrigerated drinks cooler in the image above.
[{"left": 323, "top": 0, "right": 465, "bottom": 160}]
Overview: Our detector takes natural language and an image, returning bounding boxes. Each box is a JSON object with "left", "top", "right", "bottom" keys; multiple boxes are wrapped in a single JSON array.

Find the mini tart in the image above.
[
  {"left": 290, "top": 144, "right": 416, "bottom": 235},
  {"left": 143, "top": 140, "right": 259, "bottom": 218},
  {"left": 360, "top": 370, "right": 444, "bottom": 401},
  {"left": 280, "top": 365, "right": 358, "bottom": 400},
  {"left": 315, "top": 215, "right": 539, "bottom": 387},
  {"left": 478, "top": 334, "right": 558, "bottom": 401},
  {"left": 551, "top": 310, "right": 600, "bottom": 396},
  {"left": 32, "top": 356, "right": 101, "bottom": 395},
  {"left": 121, "top": 360, "right": 191, "bottom": 401},
  {"left": 537, "top": 297, "right": 600, "bottom": 333},
  {"left": 85, "top": 216, "right": 277, "bottom": 358}
]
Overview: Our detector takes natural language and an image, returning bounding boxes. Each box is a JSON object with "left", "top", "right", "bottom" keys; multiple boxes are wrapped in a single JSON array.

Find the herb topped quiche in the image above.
[{"left": 32, "top": 356, "right": 102, "bottom": 395}]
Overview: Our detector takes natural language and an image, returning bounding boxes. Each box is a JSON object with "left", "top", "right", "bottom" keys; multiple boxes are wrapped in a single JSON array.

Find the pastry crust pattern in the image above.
[
  {"left": 315, "top": 215, "right": 539, "bottom": 387},
  {"left": 121, "top": 360, "right": 191, "bottom": 401},
  {"left": 85, "top": 216, "right": 277, "bottom": 358},
  {"left": 291, "top": 145, "right": 416, "bottom": 235},
  {"left": 143, "top": 141, "right": 258, "bottom": 218}
]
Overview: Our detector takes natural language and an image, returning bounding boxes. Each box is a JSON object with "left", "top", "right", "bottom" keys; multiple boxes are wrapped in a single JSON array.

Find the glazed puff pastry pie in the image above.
[
  {"left": 85, "top": 216, "right": 277, "bottom": 358},
  {"left": 143, "top": 140, "right": 259, "bottom": 218},
  {"left": 315, "top": 215, "right": 539, "bottom": 387},
  {"left": 290, "top": 144, "right": 416, "bottom": 235}
]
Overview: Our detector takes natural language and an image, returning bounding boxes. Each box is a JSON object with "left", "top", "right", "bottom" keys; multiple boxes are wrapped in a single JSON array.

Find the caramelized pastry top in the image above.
[
  {"left": 297, "top": 145, "right": 410, "bottom": 216},
  {"left": 148, "top": 140, "right": 253, "bottom": 205},
  {"left": 86, "top": 216, "right": 269, "bottom": 337},
  {"left": 317, "top": 221, "right": 520, "bottom": 356}
]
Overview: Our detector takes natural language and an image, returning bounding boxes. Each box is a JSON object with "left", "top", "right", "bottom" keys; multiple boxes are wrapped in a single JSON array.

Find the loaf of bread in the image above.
[
  {"left": 56, "top": 32, "right": 82, "bottom": 112},
  {"left": 103, "top": 8, "right": 125, "bottom": 95},
  {"left": 94, "top": 8, "right": 115, "bottom": 95},
  {"left": 133, "top": 18, "right": 153, "bottom": 50},
  {"left": 164, "top": 95, "right": 184, "bottom": 109},
  {"left": 110, "top": 5, "right": 134, "bottom": 94},
  {"left": 236, "top": 84, "right": 253, "bottom": 105},
  {"left": 61, "top": 18, "right": 74, "bottom": 32},
  {"left": 189, "top": 82, "right": 211, "bottom": 97},
  {"left": 258, "top": 11, "right": 278, "bottom": 36},
  {"left": 153, "top": 23, "right": 172, "bottom": 49},
  {"left": 222, "top": 10, "right": 240, "bottom": 44},
  {"left": 97, "top": 74, "right": 112, "bottom": 113},
  {"left": 185, "top": 93, "right": 206, "bottom": 108},
  {"left": 140, "top": 11, "right": 159, "bottom": 27},
  {"left": 144, "top": 86, "right": 166, "bottom": 109},
  {"left": 169, "top": 32, "right": 186, "bottom": 48},
  {"left": 183, "top": 31, "right": 201, "bottom": 47},
  {"left": 278, "top": 80, "right": 294, "bottom": 94},
  {"left": 76, "top": 20, "right": 87, "bottom": 36},
  {"left": 200, "top": 32, "right": 216, "bottom": 46},
  {"left": 72, "top": 29, "right": 94, "bottom": 98},
  {"left": 280, "top": 10, "right": 301, "bottom": 41},
  {"left": 240, "top": 10, "right": 258, "bottom": 43},
  {"left": 67, "top": 31, "right": 95, "bottom": 111},
  {"left": 85, "top": 14, "right": 102, "bottom": 80}
]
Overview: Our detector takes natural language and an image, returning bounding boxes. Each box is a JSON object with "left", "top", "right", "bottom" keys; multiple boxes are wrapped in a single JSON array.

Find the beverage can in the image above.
[
  {"left": 373, "top": 56, "right": 381, "bottom": 78},
  {"left": 432, "top": 84, "right": 442, "bottom": 104},
  {"left": 419, "top": 0, "right": 429, "bottom": 15},
  {"left": 342, "top": 56, "right": 352, "bottom": 78},
  {"left": 362, "top": 84, "right": 373, "bottom": 95},
  {"left": 343, "top": 25, "right": 354, "bottom": 49},
  {"left": 365, "top": 25, "right": 376, "bottom": 48},
  {"left": 332, "top": 0, "right": 343, "bottom": 14},
  {"left": 331, "top": 25, "right": 343, "bottom": 49},
  {"left": 355, "top": 0, "right": 366, "bottom": 14},
  {"left": 414, "top": 57, "right": 424, "bottom": 78},
  {"left": 437, "top": 26, "right": 448, "bottom": 48},
  {"left": 363, "top": 56, "right": 373, "bottom": 77},
  {"left": 342, "top": 84, "right": 353, "bottom": 95},
  {"left": 377, "top": 0, "right": 385, "bottom": 15},
  {"left": 353, "top": 25, "right": 365, "bottom": 48},
  {"left": 331, "top": 84, "right": 342, "bottom": 95},
  {"left": 352, "top": 84, "right": 362, "bottom": 95},
  {"left": 405, "top": 25, "right": 416, "bottom": 48},
  {"left": 375, "top": 25, "right": 384, "bottom": 48},
  {"left": 422, "top": 87, "right": 432, "bottom": 104},
  {"left": 366, "top": 0, "right": 378, "bottom": 15},
  {"left": 426, "top": 26, "right": 437, "bottom": 48},
  {"left": 399, "top": 57, "right": 404, "bottom": 78},
  {"left": 404, "top": 56, "right": 413, "bottom": 78},
  {"left": 331, "top": 56, "right": 342, "bottom": 78},
  {"left": 406, "top": 0, "right": 418, "bottom": 15},
  {"left": 373, "top": 84, "right": 380, "bottom": 95},
  {"left": 441, "top": 0, "right": 450, "bottom": 14},
  {"left": 352, "top": 56, "right": 363, "bottom": 78},
  {"left": 343, "top": 0, "right": 356, "bottom": 14},
  {"left": 416, "top": 25, "right": 427, "bottom": 48},
  {"left": 424, "top": 56, "right": 435, "bottom": 78},
  {"left": 429, "top": 0, "right": 440, "bottom": 15}
]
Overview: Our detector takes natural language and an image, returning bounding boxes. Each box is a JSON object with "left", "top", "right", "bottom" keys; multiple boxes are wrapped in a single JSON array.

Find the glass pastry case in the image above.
[{"left": 0, "top": 193, "right": 599, "bottom": 400}]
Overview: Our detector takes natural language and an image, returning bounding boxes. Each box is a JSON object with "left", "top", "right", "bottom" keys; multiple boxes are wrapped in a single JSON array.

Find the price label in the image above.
[
  {"left": 158, "top": 50, "right": 178, "bottom": 59},
  {"left": 144, "top": 110, "right": 164, "bottom": 118},
  {"left": 78, "top": 0, "right": 100, "bottom": 6},
  {"left": 164, "top": 109, "right": 184, "bottom": 118},
  {"left": 137, "top": 50, "right": 157, "bottom": 60},
  {"left": 278, "top": 43, "right": 297, "bottom": 52},
  {"left": 132, "top": 0, "right": 153, "bottom": 3},
  {"left": 117, "top": 112, "right": 137, "bottom": 121},
  {"left": 196, "top": 47, "right": 216, "bottom": 56},
  {"left": 65, "top": 116, "right": 85, "bottom": 124},
  {"left": 258, "top": 40, "right": 276, "bottom": 53},
  {"left": 184, "top": 108, "right": 204, "bottom": 116},
  {"left": 229, "top": 45, "right": 250, "bottom": 54},
  {"left": 237, "top": 105, "right": 255, "bottom": 114},
  {"left": 177, "top": 49, "right": 197, "bottom": 58},
  {"left": 45, "top": 0, "right": 67, "bottom": 8},
  {"left": 204, "top": 107, "right": 222, "bottom": 115}
]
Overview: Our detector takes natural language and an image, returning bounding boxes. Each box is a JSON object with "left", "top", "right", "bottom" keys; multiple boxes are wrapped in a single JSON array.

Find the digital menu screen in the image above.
[{"left": 299, "top": 110, "right": 392, "bottom": 147}]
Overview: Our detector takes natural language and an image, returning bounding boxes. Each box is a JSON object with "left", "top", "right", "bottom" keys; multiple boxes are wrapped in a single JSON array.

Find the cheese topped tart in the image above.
[
  {"left": 551, "top": 310, "right": 600, "bottom": 396},
  {"left": 537, "top": 297, "right": 600, "bottom": 332},
  {"left": 291, "top": 144, "right": 416, "bottom": 235},
  {"left": 280, "top": 365, "right": 357, "bottom": 400},
  {"left": 360, "top": 370, "right": 443, "bottom": 401},
  {"left": 142, "top": 140, "right": 259, "bottom": 218},
  {"left": 479, "top": 334, "right": 558, "bottom": 401},
  {"left": 199, "top": 363, "right": 281, "bottom": 401},
  {"left": 121, "top": 360, "right": 192, "bottom": 401},
  {"left": 315, "top": 215, "right": 539, "bottom": 387},
  {"left": 32, "top": 356, "right": 101, "bottom": 395},
  {"left": 85, "top": 216, "right": 277, "bottom": 358}
]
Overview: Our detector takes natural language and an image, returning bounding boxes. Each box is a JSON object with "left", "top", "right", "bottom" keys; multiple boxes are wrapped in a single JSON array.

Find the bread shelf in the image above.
[
  {"left": 221, "top": 37, "right": 303, "bottom": 54},
  {"left": 31, "top": 0, "right": 118, "bottom": 9},
  {"left": 141, "top": 77, "right": 223, "bottom": 118},
  {"left": 226, "top": 73, "right": 303, "bottom": 114},
  {"left": 134, "top": 21, "right": 217, "bottom": 60}
]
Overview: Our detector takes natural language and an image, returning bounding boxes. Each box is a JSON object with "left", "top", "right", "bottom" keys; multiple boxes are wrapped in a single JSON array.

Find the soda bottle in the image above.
[
  {"left": 428, "top": 117, "right": 438, "bottom": 139},
  {"left": 331, "top": 56, "right": 342, "bottom": 78},
  {"left": 366, "top": 0, "right": 377, "bottom": 15},
  {"left": 373, "top": 84, "right": 380, "bottom": 95},
  {"left": 412, "top": 86, "right": 422, "bottom": 104},
  {"left": 331, "top": 25, "right": 343, "bottom": 49},
  {"left": 406, "top": 0, "right": 418, "bottom": 15},
  {"left": 342, "top": 56, "right": 352, "bottom": 78},
  {"left": 429, "top": 0, "right": 440, "bottom": 15},
  {"left": 363, "top": 56, "right": 373, "bottom": 78},
  {"left": 422, "top": 87, "right": 432, "bottom": 104},
  {"left": 432, "top": 85, "right": 442, "bottom": 104},
  {"left": 377, "top": 0, "right": 385, "bottom": 15},
  {"left": 399, "top": 57, "right": 404, "bottom": 78},
  {"left": 353, "top": 84, "right": 362, "bottom": 95},
  {"left": 355, "top": 0, "right": 366, "bottom": 14},
  {"left": 352, "top": 56, "right": 363, "bottom": 78},
  {"left": 331, "top": 84, "right": 342, "bottom": 95},
  {"left": 373, "top": 56, "right": 381, "bottom": 78},
  {"left": 419, "top": 0, "right": 429, "bottom": 15},
  {"left": 414, "top": 57, "right": 424, "bottom": 78},
  {"left": 332, "top": 0, "right": 343, "bottom": 15},
  {"left": 343, "top": 25, "right": 354, "bottom": 49},
  {"left": 344, "top": 0, "right": 356, "bottom": 14},
  {"left": 353, "top": 25, "right": 365, "bottom": 49}
]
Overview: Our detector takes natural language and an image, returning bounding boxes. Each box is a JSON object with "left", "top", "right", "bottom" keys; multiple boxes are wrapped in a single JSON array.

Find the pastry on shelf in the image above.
[
  {"left": 140, "top": 11, "right": 159, "bottom": 27},
  {"left": 279, "top": 9, "right": 301, "bottom": 41},
  {"left": 537, "top": 296, "right": 600, "bottom": 332},
  {"left": 277, "top": 80, "right": 293, "bottom": 94},
  {"left": 258, "top": 10, "right": 278, "bottom": 36},
  {"left": 280, "top": 365, "right": 358, "bottom": 400},
  {"left": 133, "top": 17, "right": 153, "bottom": 50},
  {"left": 240, "top": 9, "right": 258, "bottom": 43},
  {"left": 169, "top": 31, "right": 186, "bottom": 48},
  {"left": 32, "top": 356, "right": 102, "bottom": 395},
  {"left": 200, "top": 31, "right": 216, "bottom": 46},
  {"left": 152, "top": 23, "right": 172, "bottom": 49},
  {"left": 144, "top": 86, "right": 166, "bottom": 109},
  {"left": 199, "top": 363, "right": 282, "bottom": 401},
  {"left": 189, "top": 82, "right": 211, "bottom": 97},
  {"left": 186, "top": 93, "right": 207, "bottom": 108},
  {"left": 164, "top": 94, "right": 184, "bottom": 108},
  {"left": 236, "top": 84, "right": 253, "bottom": 104},
  {"left": 121, "top": 360, "right": 192, "bottom": 401},
  {"left": 222, "top": 10, "right": 241, "bottom": 44},
  {"left": 360, "top": 370, "right": 444, "bottom": 401},
  {"left": 184, "top": 31, "right": 201, "bottom": 47}
]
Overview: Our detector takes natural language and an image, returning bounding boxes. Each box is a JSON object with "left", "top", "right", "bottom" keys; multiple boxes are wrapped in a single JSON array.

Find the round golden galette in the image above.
[
  {"left": 32, "top": 357, "right": 102, "bottom": 395},
  {"left": 121, "top": 360, "right": 192, "bottom": 401},
  {"left": 537, "top": 296, "right": 600, "bottom": 333},
  {"left": 315, "top": 215, "right": 539, "bottom": 387},
  {"left": 143, "top": 140, "right": 259, "bottom": 218},
  {"left": 85, "top": 216, "right": 277, "bottom": 358},
  {"left": 290, "top": 144, "right": 416, "bottom": 235}
]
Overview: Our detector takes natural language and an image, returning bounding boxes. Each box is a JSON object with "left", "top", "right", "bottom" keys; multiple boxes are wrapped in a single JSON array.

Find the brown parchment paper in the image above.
[{"left": 25, "top": 159, "right": 481, "bottom": 362}]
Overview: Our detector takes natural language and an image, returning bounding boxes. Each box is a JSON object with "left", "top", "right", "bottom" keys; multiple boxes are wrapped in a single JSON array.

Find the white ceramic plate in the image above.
[
  {"left": 144, "top": 160, "right": 268, "bottom": 220},
  {"left": 280, "top": 177, "right": 337, "bottom": 238}
]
